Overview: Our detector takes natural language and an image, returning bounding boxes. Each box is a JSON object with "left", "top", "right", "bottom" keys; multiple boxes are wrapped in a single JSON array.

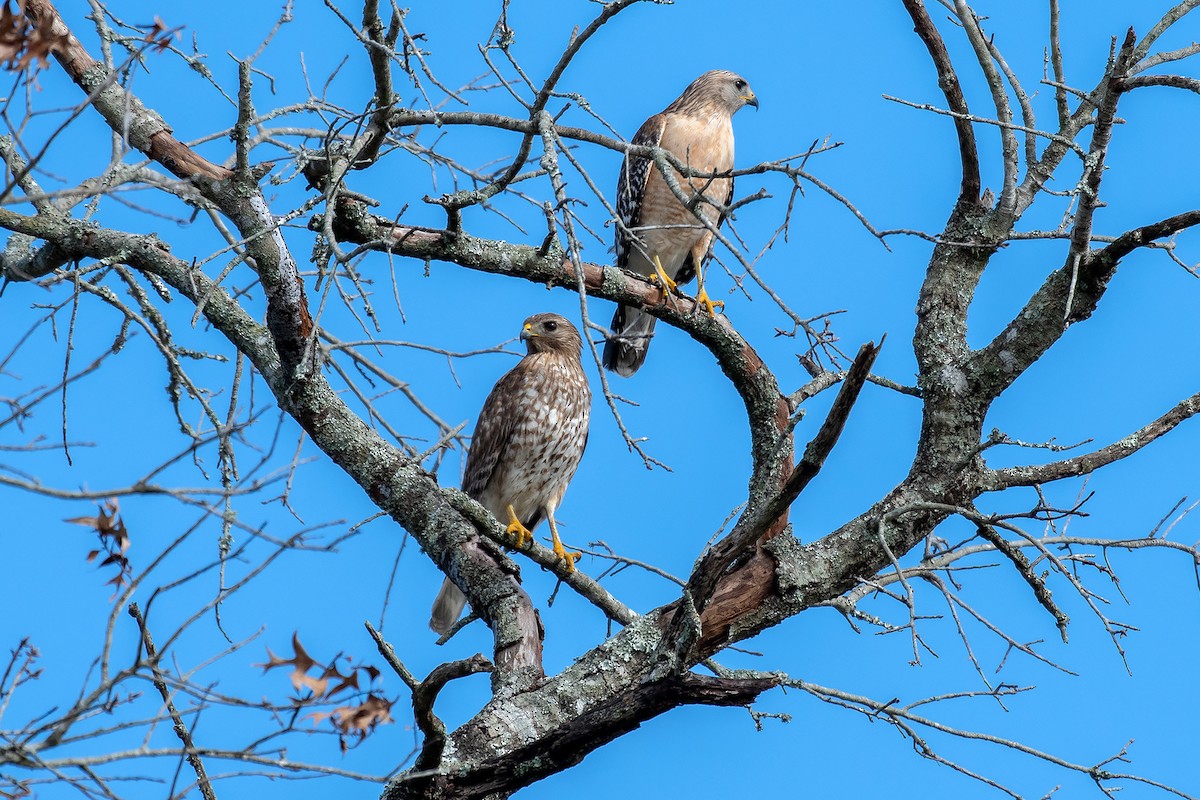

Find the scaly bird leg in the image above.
[
  {"left": 546, "top": 514, "right": 579, "bottom": 573},
  {"left": 505, "top": 504, "right": 533, "bottom": 550},
  {"left": 692, "top": 262, "right": 724, "bottom": 317},
  {"left": 648, "top": 254, "right": 678, "bottom": 297}
]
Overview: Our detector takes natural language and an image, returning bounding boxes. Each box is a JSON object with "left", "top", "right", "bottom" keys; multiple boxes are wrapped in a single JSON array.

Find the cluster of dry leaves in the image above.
[
  {"left": 0, "top": 0, "right": 67, "bottom": 69},
  {"left": 64, "top": 502, "right": 391, "bottom": 752},
  {"left": 258, "top": 633, "right": 395, "bottom": 752},
  {"left": 0, "top": 4, "right": 178, "bottom": 70},
  {"left": 138, "top": 15, "right": 178, "bottom": 53},
  {"left": 66, "top": 499, "right": 131, "bottom": 591}
]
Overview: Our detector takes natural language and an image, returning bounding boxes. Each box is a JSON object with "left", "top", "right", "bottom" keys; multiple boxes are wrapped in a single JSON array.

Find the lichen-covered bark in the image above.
[{"left": 7, "top": 2, "right": 1200, "bottom": 798}]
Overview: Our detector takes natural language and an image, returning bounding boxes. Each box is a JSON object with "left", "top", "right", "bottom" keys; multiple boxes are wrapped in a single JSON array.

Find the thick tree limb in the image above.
[
  {"left": 387, "top": 663, "right": 780, "bottom": 800},
  {"left": 968, "top": 209, "right": 1200, "bottom": 402}
]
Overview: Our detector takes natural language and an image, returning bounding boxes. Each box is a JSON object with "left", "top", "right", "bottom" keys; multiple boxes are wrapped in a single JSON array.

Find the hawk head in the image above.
[
  {"left": 520, "top": 313, "right": 583, "bottom": 357},
  {"left": 673, "top": 70, "right": 758, "bottom": 116}
]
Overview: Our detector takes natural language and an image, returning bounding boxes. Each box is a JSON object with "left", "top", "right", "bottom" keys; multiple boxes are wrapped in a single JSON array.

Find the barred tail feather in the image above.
[
  {"left": 429, "top": 578, "right": 468, "bottom": 634},
  {"left": 602, "top": 303, "right": 657, "bottom": 377}
]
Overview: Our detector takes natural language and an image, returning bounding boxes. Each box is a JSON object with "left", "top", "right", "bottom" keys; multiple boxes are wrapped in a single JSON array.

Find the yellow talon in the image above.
[
  {"left": 547, "top": 517, "right": 579, "bottom": 573},
  {"left": 649, "top": 254, "right": 678, "bottom": 296},
  {"left": 694, "top": 285, "right": 725, "bottom": 316},
  {"left": 506, "top": 506, "right": 581, "bottom": 573},
  {"left": 505, "top": 504, "right": 533, "bottom": 549},
  {"left": 554, "top": 543, "right": 580, "bottom": 573}
]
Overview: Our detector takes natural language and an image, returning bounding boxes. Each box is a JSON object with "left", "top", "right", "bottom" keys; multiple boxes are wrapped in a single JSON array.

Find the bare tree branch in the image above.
[
  {"left": 902, "top": 0, "right": 981, "bottom": 203},
  {"left": 985, "top": 392, "right": 1200, "bottom": 490}
]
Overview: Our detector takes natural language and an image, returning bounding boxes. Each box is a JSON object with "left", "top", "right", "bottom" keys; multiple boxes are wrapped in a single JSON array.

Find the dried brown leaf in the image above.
[
  {"left": 69, "top": 500, "right": 132, "bottom": 590},
  {"left": 325, "top": 667, "right": 360, "bottom": 699},
  {"left": 0, "top": 0, "right": 69, "bottom": 72},
  {"left": 256, "top": 633, "right": 334, "bottom": 696},
  {"left": 308, "top": 694, "right": 394, "bottom": 751}
]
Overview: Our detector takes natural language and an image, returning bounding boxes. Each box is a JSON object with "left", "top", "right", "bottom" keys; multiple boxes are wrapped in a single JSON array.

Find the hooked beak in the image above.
[
  {"left": 743, "top": 93, "right": 759, "bottom": 110},
  {"left": 520, "top": 323, "right": 534, "bottom": 342}
]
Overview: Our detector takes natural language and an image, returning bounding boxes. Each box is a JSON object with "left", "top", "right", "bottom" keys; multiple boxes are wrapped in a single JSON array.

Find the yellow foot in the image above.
[
  {"left": 649, "top": 254, "right": 678, "bottom": 297},
  {"left": 505, "top": 504, "right": 533, "bottom": 549},
  {"left": 694, "top": 285, "right": 725, "bottom": 317},
  {"left": 552, "top": 541, "right": 580, "bottom": 573},
  {"left": 547, "top": 517, "right": 580, "bottom": 573}
]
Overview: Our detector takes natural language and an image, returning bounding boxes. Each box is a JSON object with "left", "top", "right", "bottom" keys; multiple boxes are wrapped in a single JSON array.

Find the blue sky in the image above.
[{"left": 4, "top": 1, "right": 1200, "bottom": 798}]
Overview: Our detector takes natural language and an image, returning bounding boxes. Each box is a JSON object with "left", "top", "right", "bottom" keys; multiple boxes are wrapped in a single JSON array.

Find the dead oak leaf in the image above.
[
  {"left": 256, "top": 633, "right": 348, "bottom": 698},
  {"left": 66, "top": 498, "right": 130, "bottom": 553},
  {"left": 68, "top": 499, "right": 132, "bottom": 590},
  {"left": 0, "top": 0, "right": 70, "bottom": 71},
  {"left": 309, "top": 694, "right": 394, "bottom": 752},
  {"left": 143, "top": 15, "right": 181, "bottom": 53}
]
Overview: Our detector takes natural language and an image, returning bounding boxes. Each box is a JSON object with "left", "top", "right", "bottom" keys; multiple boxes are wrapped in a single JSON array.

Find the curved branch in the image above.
[
  {"left": 1092, "top": 209, "right": 1200, "bottom": 267},
  {"left": 412, "top": 654, "right": 495, "bottom": 772},
  {"left": 300, "top": 2, "right": 401, "bottom": 189},
  {"left": 322, "top": 199, "right": 794, "bottom": 531},
  {"left": 901, "top": 0, "right": 981, "bottom": 202},
  {"left": 1120, "top": 74, "right": 1200, "bottom": 93}
]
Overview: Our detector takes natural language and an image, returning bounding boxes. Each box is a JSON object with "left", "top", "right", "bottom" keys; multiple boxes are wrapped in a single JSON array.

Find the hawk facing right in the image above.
[
  {"left": 602, "top": 70, "right": 758, "bottom": 377},
  {"left": 429, "top": 313, "right": 592, "bottom": 635}
]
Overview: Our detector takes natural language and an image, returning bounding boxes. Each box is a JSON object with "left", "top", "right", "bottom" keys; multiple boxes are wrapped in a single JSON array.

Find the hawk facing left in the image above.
[{"left": 429, "top": 313, "right": 592, "bottom": 635}]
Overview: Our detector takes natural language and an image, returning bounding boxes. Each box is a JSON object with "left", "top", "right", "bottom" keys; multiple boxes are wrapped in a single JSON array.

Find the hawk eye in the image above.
[
  {"left": 735, "top": 79, "right": 746, "bottom": 90},
  {"left": 544, "top": 320, "right": 558, "bottom": 332}
]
